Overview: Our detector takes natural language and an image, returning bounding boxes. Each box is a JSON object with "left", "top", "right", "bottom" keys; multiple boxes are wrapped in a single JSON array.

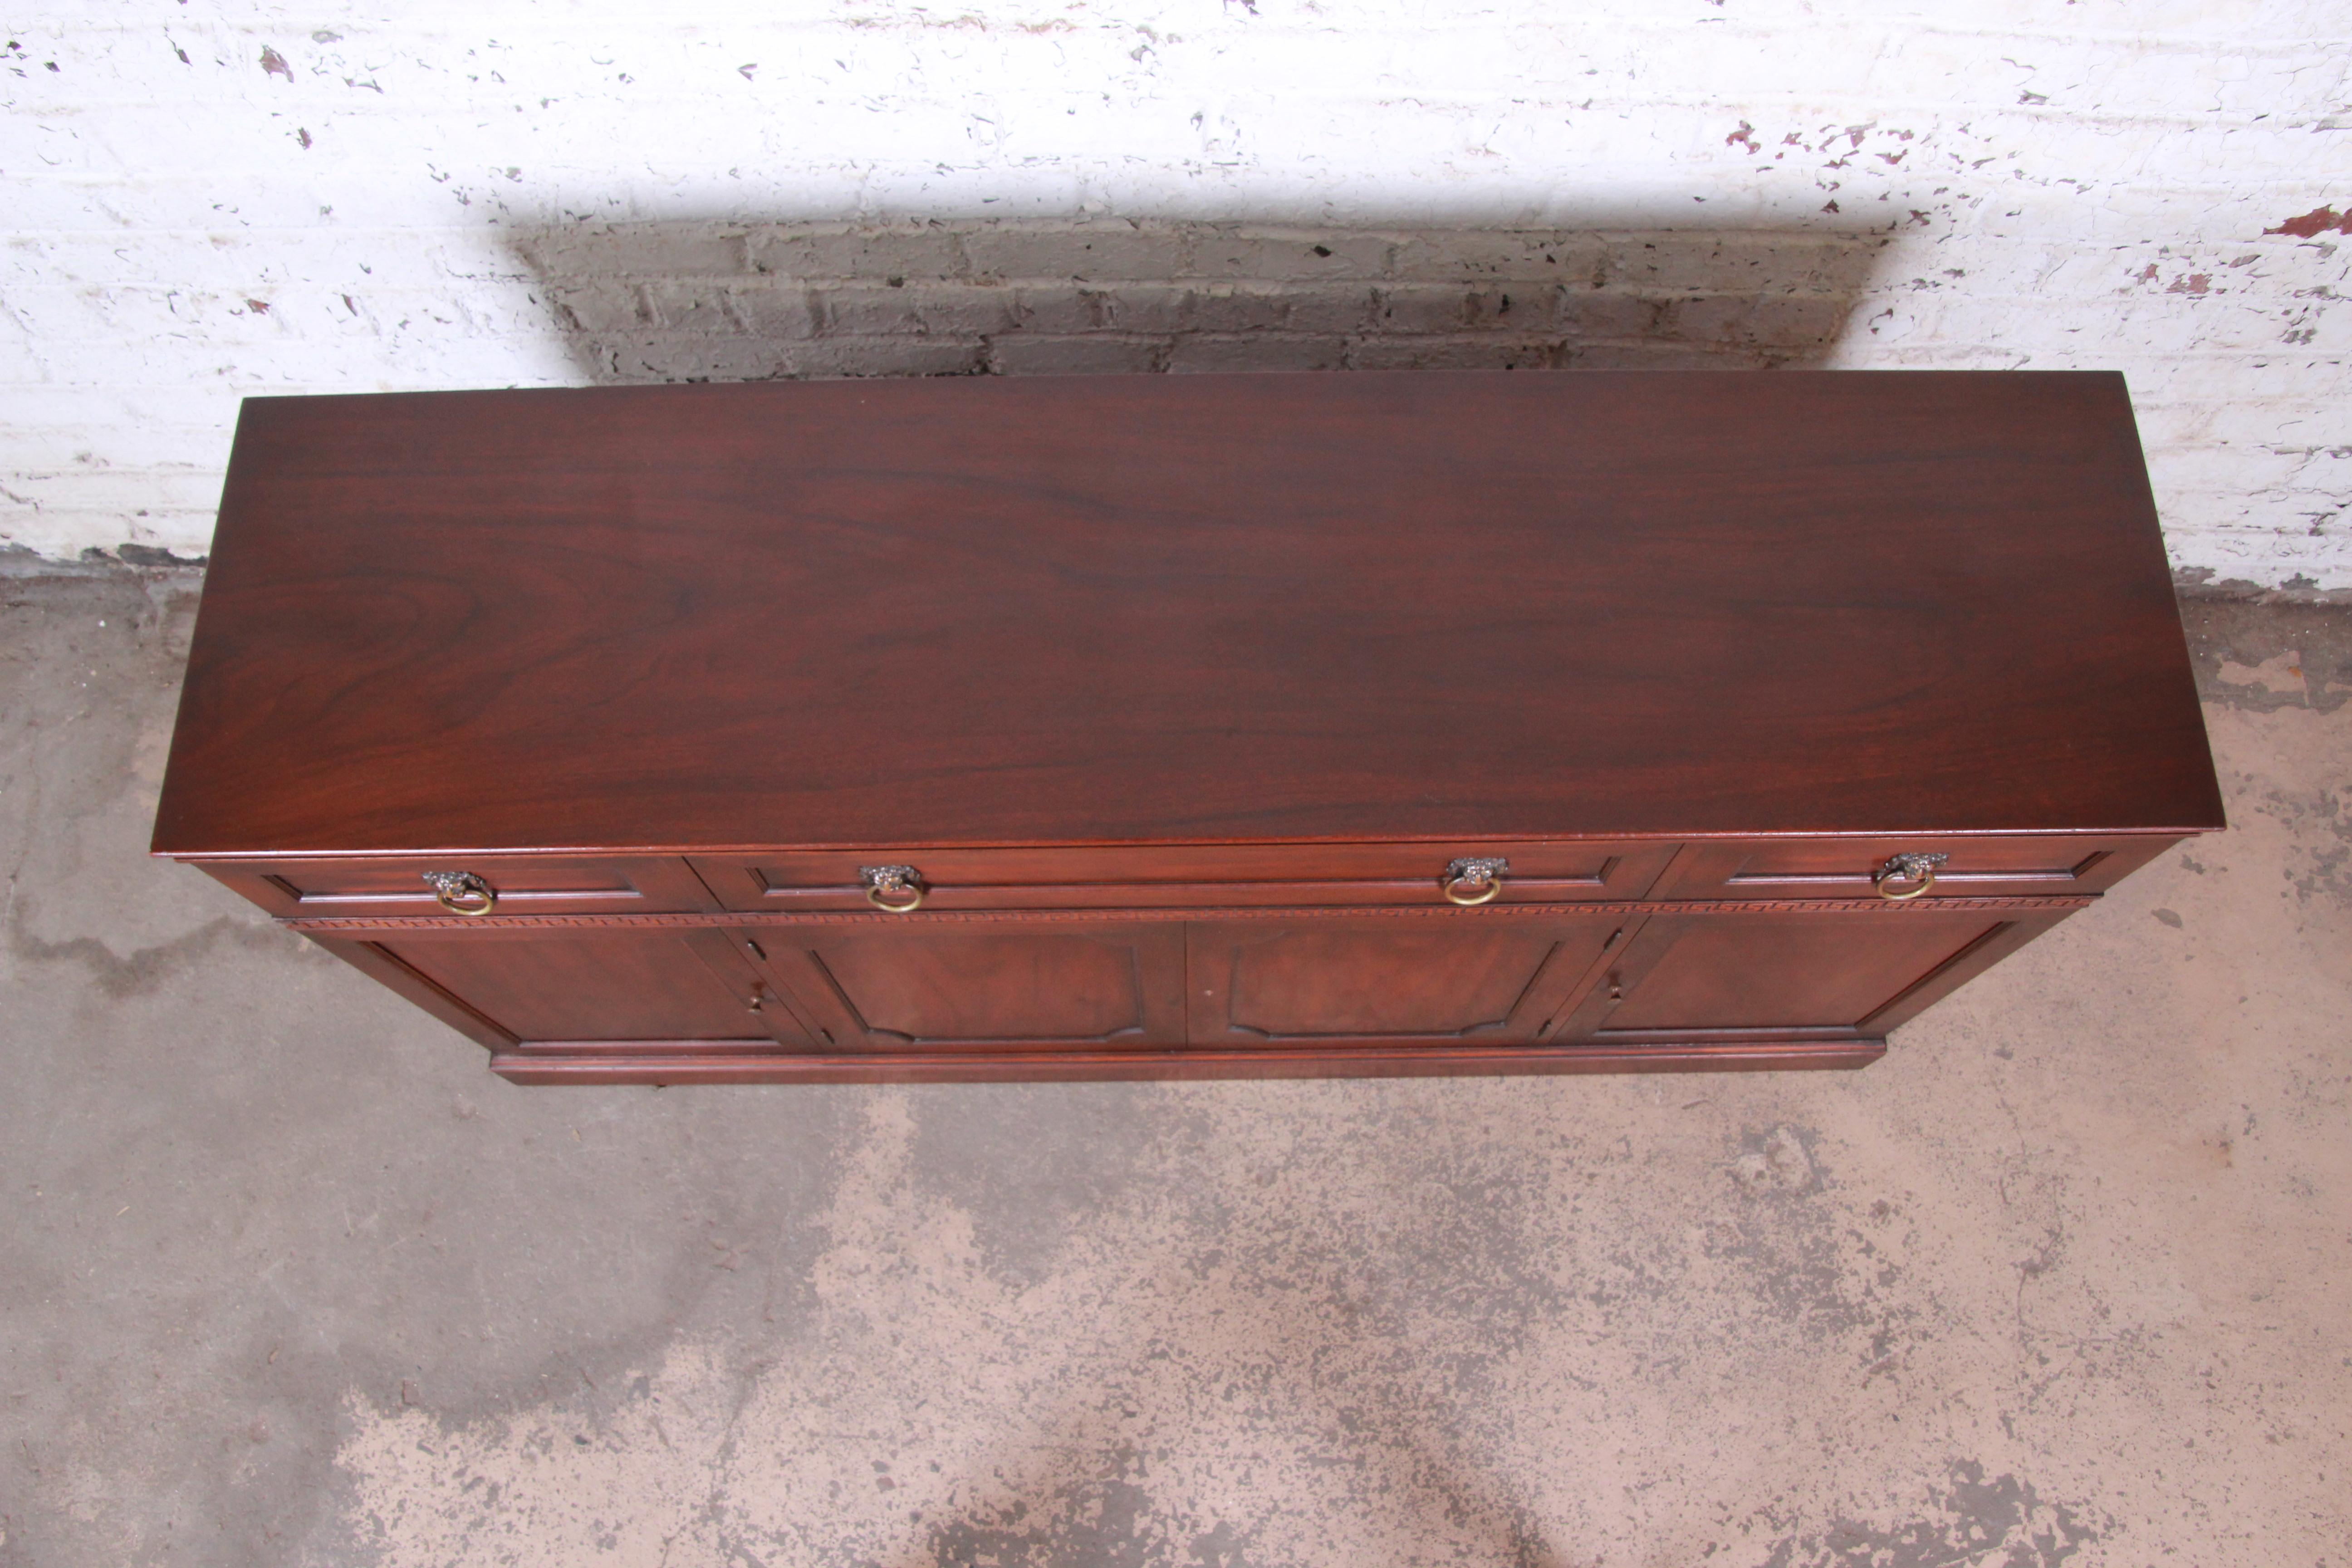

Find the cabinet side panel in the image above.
[{"left": 302, "top": 935, "right": 518, "bottom": 1051}]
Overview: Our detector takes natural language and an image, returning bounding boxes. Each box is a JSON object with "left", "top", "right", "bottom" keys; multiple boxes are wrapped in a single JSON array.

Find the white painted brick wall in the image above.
[{"left": 3, "top": 1, "right": 2347, "bottom": 589}]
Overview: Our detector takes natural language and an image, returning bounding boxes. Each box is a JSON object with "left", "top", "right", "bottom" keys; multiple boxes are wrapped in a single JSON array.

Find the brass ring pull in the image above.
[
  {"left": 1872, "top": 853, "right": 1948, "bottom": 902},
  {"left": 1441, "top": 857, "right": 1509, "bottom": 906},
  {"left": 861, "top": 865, "right": 925, "bottom": 913},
  {"left": 422, "top": 870, "right": 496, "bottom": 916}
]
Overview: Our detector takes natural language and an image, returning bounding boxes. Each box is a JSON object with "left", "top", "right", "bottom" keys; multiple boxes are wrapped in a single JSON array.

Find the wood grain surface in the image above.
[{"left": 153, "top": 370, "right": 2223, "bottom": 857}]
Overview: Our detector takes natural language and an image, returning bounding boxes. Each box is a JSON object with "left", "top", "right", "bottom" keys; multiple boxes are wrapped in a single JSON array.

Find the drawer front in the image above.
[
  {"left": 686, "top": 842, "right": 1680, "bottom": 914},
  {"left": 1651, "top": 835, "right": 2179, "bottom": 902},
  {"left": 200, "top": 854, "right": 717, "bottom": 917}
]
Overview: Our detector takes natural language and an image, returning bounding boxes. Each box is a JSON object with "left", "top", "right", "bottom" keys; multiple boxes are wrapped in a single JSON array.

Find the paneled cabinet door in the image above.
[
  {"left": 323, "top": 927, "right": 799, "bottom": 1049},
  {"left": 1186, "top": 914, "right": 1630, "bottom": 1048},
  {"left": 1560, "top": 907, "right": 2078, "bottom": 1046},
  {"left": 736, "top": 919, "right": 1189, "bottom": 1051}
]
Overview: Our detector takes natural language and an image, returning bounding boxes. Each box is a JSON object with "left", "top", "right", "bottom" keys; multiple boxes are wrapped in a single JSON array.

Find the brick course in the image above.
[{"left": 2, "top": 5, "right": 2346, "bottom": 588}]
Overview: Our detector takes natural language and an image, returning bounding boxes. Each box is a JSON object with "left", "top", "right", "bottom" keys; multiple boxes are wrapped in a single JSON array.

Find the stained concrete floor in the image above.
[{"left": 1, "top": 569, "right": 2347, "bottom": 1568}]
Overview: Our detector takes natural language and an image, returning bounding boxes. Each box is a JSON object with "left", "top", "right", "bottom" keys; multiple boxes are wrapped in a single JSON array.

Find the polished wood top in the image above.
[{"left": 153, "top": 371, "right": 2223, "bottom": 855}]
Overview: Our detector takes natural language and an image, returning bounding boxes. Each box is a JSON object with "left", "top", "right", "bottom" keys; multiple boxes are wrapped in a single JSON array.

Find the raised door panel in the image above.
[
  {"left": 1572, "top": 909, "right": 2070, "bottom": 1044},
  {"left": 745, "top": 920, "right": 1188, "bottom": 1050},
  {"left": 1187, "top": 915, "right": 1627, "bottom": 1047},
  {"left": 355, "top": 929, "right": 789, "bottom": 1045}
]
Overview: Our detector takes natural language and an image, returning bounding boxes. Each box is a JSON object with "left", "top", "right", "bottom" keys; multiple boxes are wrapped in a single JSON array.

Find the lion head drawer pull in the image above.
[
  {"left": 422, "top": 870, "right": 497, "bottom": 916},
  {"left": 1441, "top": 857, "right": 1509, "bottom": 906},
  {"left": 1872, "top": 853, "right": 1949, "bottom": 902},
  {"left": 861, "top": 864, "right": 926, "bottom": 913}
]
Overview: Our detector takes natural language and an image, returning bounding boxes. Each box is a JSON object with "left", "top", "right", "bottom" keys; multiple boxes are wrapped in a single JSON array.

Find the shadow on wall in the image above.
[{"left": 504, "top": 218, "right": 1893, "bottom": 382}]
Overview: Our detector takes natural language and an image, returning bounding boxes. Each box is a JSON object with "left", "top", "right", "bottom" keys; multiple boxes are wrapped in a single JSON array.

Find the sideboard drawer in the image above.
[
  {"left": 687, "top": 842, "right": 1681, "bottom": 913},
  {"left": 1653, "top": 836, "right": 2179, "bottom": 902},
  {"left": 197, "top": 854, "right": 717, "bottom": 917}
]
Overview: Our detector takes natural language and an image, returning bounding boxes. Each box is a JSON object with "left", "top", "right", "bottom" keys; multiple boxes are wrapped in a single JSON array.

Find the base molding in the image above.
[{"left": 489, "top": 1035, "right": 1886, "bottom": 1085}]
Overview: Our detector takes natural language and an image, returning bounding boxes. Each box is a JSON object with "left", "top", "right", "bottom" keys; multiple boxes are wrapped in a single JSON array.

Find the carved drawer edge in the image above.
[{"left": 284, "top": 894, "right": 2098, "bottom": 934}]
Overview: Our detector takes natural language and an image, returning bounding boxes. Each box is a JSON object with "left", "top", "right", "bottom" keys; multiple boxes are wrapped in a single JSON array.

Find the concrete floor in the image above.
[{"left": 2, "top": 571, "right": 2347, "bottom": 1568}]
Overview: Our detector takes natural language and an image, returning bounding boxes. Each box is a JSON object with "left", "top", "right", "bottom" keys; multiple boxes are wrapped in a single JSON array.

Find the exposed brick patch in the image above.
[{"left": 508, "top": 219, "right": 1887, "bottom": 387}]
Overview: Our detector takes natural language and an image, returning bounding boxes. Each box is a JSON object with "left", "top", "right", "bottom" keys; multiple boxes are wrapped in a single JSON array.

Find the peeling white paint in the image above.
[{"left": 2, "top": 1, "right": 2347, "bottom": 586}]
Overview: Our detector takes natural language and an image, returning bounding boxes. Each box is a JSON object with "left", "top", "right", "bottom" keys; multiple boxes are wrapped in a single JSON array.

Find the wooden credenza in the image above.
[{"left": 152, "top": 371, "right": 2224, "bottom": 1084}]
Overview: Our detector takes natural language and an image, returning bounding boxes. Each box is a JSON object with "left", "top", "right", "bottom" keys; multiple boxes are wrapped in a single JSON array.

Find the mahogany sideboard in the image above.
[{"left": 152, "top": 371, "right": 2224, "bottom": 1085}]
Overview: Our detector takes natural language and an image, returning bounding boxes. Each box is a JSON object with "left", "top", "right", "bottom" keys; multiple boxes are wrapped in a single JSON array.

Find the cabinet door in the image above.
[
  {"left": 742, "top": 920, "right": 1189, "bottom": 1050},
  {"left": 1564, "top": 909, "right": 2071, "bottom": 1045},
  {"left": 323, "top": 927, "right": 795, "bottom": 1048},
  {"left": 1186, "top": 914, "right": 1628, "bottom": 1047}
]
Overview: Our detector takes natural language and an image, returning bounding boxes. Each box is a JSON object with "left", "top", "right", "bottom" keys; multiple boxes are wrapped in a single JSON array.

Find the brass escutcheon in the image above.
[
  {"left": 422, "top": 869, "right": 496, "bottom": 916},
  {"left": 1441, "top": 857, "right": 1509, "bottom": 906},
  {"left": 861, "top": 864, "right": 926, "bottom": 913},
  {"left": 1872, "top": 853, "right": 1948, "bottom": 902}
]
